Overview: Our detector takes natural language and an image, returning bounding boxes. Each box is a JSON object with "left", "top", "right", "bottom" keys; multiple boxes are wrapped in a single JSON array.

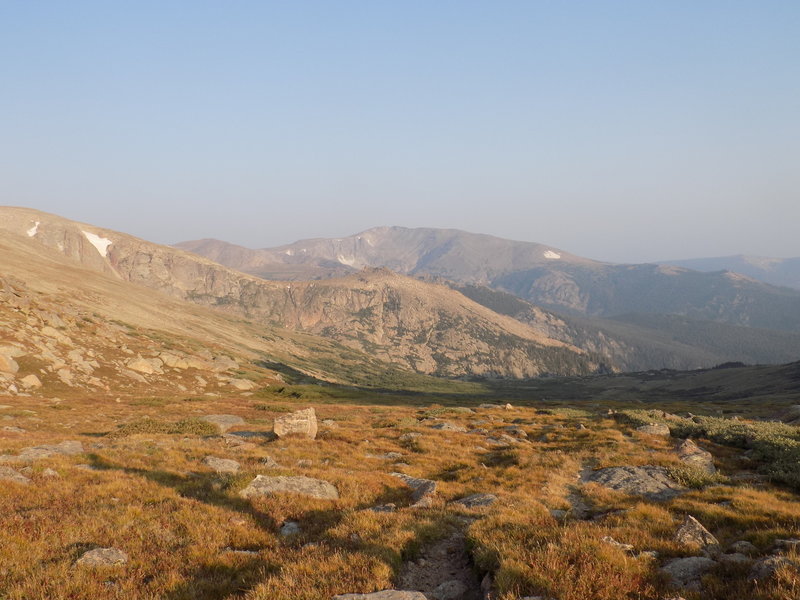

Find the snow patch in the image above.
[
  {"left": 337, "top": 254, "right": 356, "bottom": 267},
  {"left": 82, "top": 230, "right": 113, "bottom": 257},
  {"left": 543, "top": 250, "right": 561, "bottom": 260},
  {"left": 26, "top": 222, "right": 40, "bottom": 237},
  {"left": 284, "top": 249, "right": 294, "bottom": 256}
]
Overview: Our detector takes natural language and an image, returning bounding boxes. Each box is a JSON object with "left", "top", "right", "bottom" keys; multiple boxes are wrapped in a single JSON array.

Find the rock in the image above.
[
  {"left": 399, "top": 432, "right": 420, "bottom": 441},
  {"left": 239, "top": 475, "right": 339, "bottom": 500},
  {"left": 2, "top": 426, "right": 25, "bottom": 433},
  {"left": 503, "top": 426, "right": 528, "bottom": 438},
  {"left": 431, "top": 580, "right": 469, "bottom": 600},
  {"left": 366, "top": 452, "right": 404, "bottom": 461},
  {"left": 367, "top": 504, "right": 396, "bottom": 513},
  {"left": 260, "top": 455, "right": 281, "bottom": 468},
  {"left": 750, "top": 555, "right": 800, "bottom": 580},
  {"left": 321, "top": 419, "right": 339, "bottom": 428},
  {"left": 160, "top": 353, "right": 190, "bottom": 369},
  {"left": 1, "top": 440, "right": 84, "bottom": 463},
  {"left": 601, "top": 536, "right": 634, "bottom": 552},
  {"left": 126, "top": 356, "right": 161, "bottom": 375},
  {"left": 0, "top": 353, "right": 20, "bottom": 375},
  {"left": 772, "top": 538, "right": 800, "bottom": 552},
  {"left": 429, "top": 422, "right": 467, "bottom": 433},
  {"left": 75, "top": 547, "right": 129, "bottom": 567},
  {"left": 636, "top": 423, "right": 671, "bottom": 436},
  {"left": 676, "top": 439, "right": 715, "bottom": 474},
  {"left": 729, "top": 540, "right": 758, "bottom": 555},
  {"left": 332, "top": 592, "right": 427, "bottom": 600},
  {"left": 227, "top": 378, "right": 255, "bottom": 391},
  {"left": 478, "top": 403, "right": 501, "bottom": 409},
  {"left": 19, "top": 374, "right": 42, "bottom": 389},
  {"left": 273, "top": 408, "right": 318, "bottom": 439},
  {"left": 450, "top": 493, "right": 497, "bottom": 508},
  {"left": 584, "top": 466, "right": 684, "bottom": 501},
  {"left": 391, "top": 472, "right": 436, "bottom": 507},
  {"left": 674, "top": 516, "right": 719, "bottom": 552},
  {"left": 42, "top": 468, "right": 60, "bottom": 477},
  {"left": 202, "top": 456, "right": 240, "bottom": 474},
  {"left": 660, "top": 556, "right": 717, "bottom": 590},
  {"left": 575, "top": 423, "right": 587, "bottom": 431},
  {"left": 200, "top": 414, "right": 246, "bottom": 433},
  {"left": 719, "top": 553, "right": 751, "bottom": 566},
  {"left": 0, "top": 466, "right": 31, "bottom": 484},
  {"left": 280, "top": 521, "right": 300, "bottom": 536},
  {"left": 504, "top": 403, "right": 513, "bottom": 410},
  {"left": 212, "top": 356, "right": 238, "bottom": 372},
  {"left": 296, "top": 459, "right": 313, "bottom": 468}
]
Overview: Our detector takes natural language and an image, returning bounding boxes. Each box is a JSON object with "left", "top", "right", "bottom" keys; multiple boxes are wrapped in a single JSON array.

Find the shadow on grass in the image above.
[{"left": 160, "top": 557, "right": 279, "bottom": 600}]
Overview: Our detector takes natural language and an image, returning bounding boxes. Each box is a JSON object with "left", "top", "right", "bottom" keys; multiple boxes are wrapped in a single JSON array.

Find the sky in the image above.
[{"left": 1, "top": 1, "right": 798, "bottom": 263}]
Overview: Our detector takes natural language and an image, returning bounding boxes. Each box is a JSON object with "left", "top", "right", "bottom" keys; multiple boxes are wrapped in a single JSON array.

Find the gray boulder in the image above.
[
  {"left": 0, "top": 440, "right": 84, "bottom": 463},
  {"left": 430, "top": 422, "right": 467, "bottom": 433},
  {"left": 0, "top": 466, "right": 31, "bottom": 485},
  {"left": 239, "top": 475, "right": 339, "bottom": 500},
  {"left": 660, "top": 556, "right": 717, "bottom": 590},
  {"left": 202, "top": 456, "right": 240, "bottom": 474},
  {"left": 585, "top": 466, "right": 684, "bottom": 500},
  {"left": 636, "top": 423, "right": 671, "bottom": 436},
  {"left": 674, "top": 515, "right": 719, "bottom": 552},
  {"left": 750, "top": 555, "right": 800, "bottom": 580},
  {"left": 76, "top": 547, "right": 129, "bottom": 567},
  {"left": 729, "top": 540, "right": 758, "bottom": 555},
  {"left": 450, "top": 493, "right": 497, "bottom": 508},
  {"left": 333, "top": 592, "right": 427, "bottom": 600},
  {"left": 200, "top": 414, "right": 246, "bottom": 433},
  {"left": 273, "top": 408, "right": 318, "bottom": 439},
  {"left": 391, "top": 472, "right": 436, "bottom": 508},
  {"left": 676, "top": 439, "right": 715, "bottom": 474}
]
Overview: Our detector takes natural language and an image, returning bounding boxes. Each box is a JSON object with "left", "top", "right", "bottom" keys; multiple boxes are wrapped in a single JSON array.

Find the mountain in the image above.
[
  {"left": 661, "top": 255, "right": 800, "bottom": 290},
  {"left": 177, "top": 227, "right": 800, "bottom": 333},
  {"left": 0, "top": 207, "right": 603, "bottom": 379}
]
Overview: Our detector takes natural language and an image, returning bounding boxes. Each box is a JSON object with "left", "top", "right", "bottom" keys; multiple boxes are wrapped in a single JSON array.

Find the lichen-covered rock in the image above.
[
  {"left": 636, "top": 423, "right": 671, "bottom": 436},
  {"left": 0, "top": 466, "right": 31, "bottom": 485},
  {"left": 584, "top": 466, "right": 684, "bottom": 501},
  {"left": 450, "top": 493, "right": 497, "bottom": 508},
  {"left": 75, "top": 547, "right": 128, "bottom": 567},
  {"left": 676, "top": 439, "right": 715, "bottom": 474},
  {"left": 674, "top": 515, "right": 719, "bottom": 551},
  {"left": 661, "top": 556, "right": 717, "bottom": 590},
  {"left": 391, "top": 472, "right": 437, "bottom": 507},
  {"left": 202, "top": 456, "right": 240, "bottom": 474},
  {"left": 239, "top": 475, "right": 339, "bottom": 500},
  {"left": 273, "top": 408, "right": 317, "bottom": 439},
  {"left": 749, "top": 555, "right": 800, "bottom": 580}
]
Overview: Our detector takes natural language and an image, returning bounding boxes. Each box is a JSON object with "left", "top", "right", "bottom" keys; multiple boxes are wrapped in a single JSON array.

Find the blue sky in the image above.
[{"left": 2, "top": 1, "right": 798, "bottom": 262}]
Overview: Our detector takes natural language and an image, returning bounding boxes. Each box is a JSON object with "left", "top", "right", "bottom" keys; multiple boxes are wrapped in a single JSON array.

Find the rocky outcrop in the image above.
[
  {"left": 75, "top": 547, "right": 129, "bottom": 567},
  {"left": 584, "top": 466, "right": 684, "bottom": 501},
  {"left": 273, "top": 408, "right": 318, "bottom": 439},
  {"left": 674, "top": 516, "right": 719, "bottom": 553},
  {"left": 391, "top": 473, "right": 437, "bottom": 508},
  {"left": 202, "top": 456, "right": 240, "bottom": 474},
  {"left": 661, "top": 557, "right": 717, "bottom": 590},
  {"left": 676, "top": 439, "right": 715, "bottom": 474},
  {"left": 239, "top": 475, "right": 339, "bottom": 500}
]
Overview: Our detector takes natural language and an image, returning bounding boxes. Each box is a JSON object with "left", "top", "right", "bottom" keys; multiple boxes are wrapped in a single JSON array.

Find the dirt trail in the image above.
[{"left": 396, "top": 520, "right": 482, "bottom": 600}]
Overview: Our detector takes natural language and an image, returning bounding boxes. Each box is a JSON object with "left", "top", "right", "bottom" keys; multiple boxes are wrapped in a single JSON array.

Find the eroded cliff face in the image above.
[{"left": 0, "top": 208, "right": 601, "bottom": 378}]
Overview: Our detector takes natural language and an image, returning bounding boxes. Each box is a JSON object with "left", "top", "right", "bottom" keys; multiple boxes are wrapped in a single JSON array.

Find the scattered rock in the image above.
[
  {"left": 772, "top": 538, "right": 800, "bottom": 552},
  {"left": 239, "top": 475, "right": 339, "bottom": 500},
  {"left": 719, "top": 553, "right": 751, "bottom": 566},
  {"left": 0, "top": 353, "right": 20, "bottom": 375},
  {"left": 273, "top": 408, "right": 318, "bottom": 439},
  {"left": 280, "top": 521, "right": 300, "bottom": 536},
  {"left": 321, "top": 419, "right": 339, "bottom": 428},
  {"left": 504, "top": 403, "right": 513, "bottom": 410},
  {"left": 19, "top": 374, "right": 42, "bottom": 389},
  {"left": 749, "top": 555, "right": 800, "bottom": 580},
  {"left": 399, "top": 432, "right": 420, "bottom": 441},
  {"left": 660, "top": 556, "right": 717, "bottom": 590},
  {"left": 391, "top": 472, "right": 437, "bottom": 508},
  {"left": 575, "top": 423, "right": 587, "bottom": 431},
  {"left": 367, "top": 503, "right": 397, "bottom": 513},
  {"left": 601, "top": 536, "right": 634, "bottom": 552},
  {"left": 332, "top": 592, "right": 427, "bottom": 600},
  {"left": 729, "top": 540, "right": 758, "bottom": 555},
  {"left": 674, "top": 515, "right": 719, "bottom": 553},
  {"left": 202, "top": 456, "right": 240, "bottom": 474},
  {"left": 200, "top": 414, "right": 246, "bottom": 433},
  {"left": 0, "top": 440, "right": 84, "bottom": 463},
  {"left": 430, "top": 580, "right": 469, "bottom": 600},
  {"left": 76, "top": 547, "right": 129, "bottom": 567},
  {"left": 229, "top": 378, "right": 256, "bottom": 391},
  {"left": 584, "top": 466, "right": 684, "bottom": 501},
  {"left": 635, "top": 423, "right": 671, "bottom": 436},
  {"left": 42, "top": 468, "right": 59, "bottom": 478},
  {"left": 2, "top": 426, "right": 25, "bottom": 433},
  {"left": 430, "top": 422, "right": 467, "bottom": 433},
  {"left": 366, "top": 452, "right": 404, "bottom": 461},
  {"left": 478, "top": 404, "right": 501, "bottom": 409},
  {"left": 0, "top": 466, "right": 31, "bottom": 485},
  {"left": 260, "top": 455, "right": 281, "bottom": 468},
  {"left": 450, "top": 493, "right": 497, "bottom": 508},
  {"left": 676, "top": 439, "right": 715, "bottom": 474}
]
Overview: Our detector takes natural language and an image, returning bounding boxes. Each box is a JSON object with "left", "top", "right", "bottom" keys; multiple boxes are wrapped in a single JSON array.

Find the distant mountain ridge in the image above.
[
  {"left": 177, "top": 227, "right": 800, "bottom": 333},
  {"left": 661, "top": 255, "right": 800, "bottom": 290}
]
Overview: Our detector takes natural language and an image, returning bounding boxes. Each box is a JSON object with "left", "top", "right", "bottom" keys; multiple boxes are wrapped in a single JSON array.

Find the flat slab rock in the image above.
[
  {"left": 200, "top": 414, "right": 246, "bottom": 433},
  {"left": 239, "top": 475, "right": 339, "bottom": 500},
  {"left": 202, "top": 456, "right": 240, "bottom": 474},
  {"left": 584, "top": 466, "right": 684, "bottom": 501},
  {"left": 450, "top": 493, "right": 497, "bottom": 508},
  {"left": 0, "top": 465, "right": 31, "bottom": 485},
  {"left": 273, "top": 407, "right": 317, "bottom": 439},
  {"left": 76, "top": 547, "right": 129, "bottom": 567},
  {"left": 661, "top": 556, "right": 717, "bottom": 590},
  {"left": 0, "top": 440, "right": 84, "bottom": 463},
  {"left": 333, "top": 592, "right": 427, "bottom": 600},
  {"left": 391, "top": 472, "right": 437, "bottom": 507}
]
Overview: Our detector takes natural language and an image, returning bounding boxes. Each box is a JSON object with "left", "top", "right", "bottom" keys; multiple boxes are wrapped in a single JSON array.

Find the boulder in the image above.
[
  {"left": 636, "top": 423, "right": 671, "bottom": 436},
  {"left": 239, "top": 475, "right": 339, "bottom": 500},
  {"left": 431, "top": 580, "right": 469, "bottom": 600},
  {"left": 660, "top": 556, "right": 717, "bottom": 590},
  {"left": 0, "top": 353, "right": 19, "bottom": 375},
  {"left": 127, "top": 357, "right": 160, "bottom": 375},
  {"left": 391, "top": 472, "right": 436, "bottom": 508},
  {"left": 200, "top": 414, "right": 246, "bottom": 433},
  {"left": 749, "top": 555, "right": 800, "bottom": 580},
  {"left": 601, "top": 536, "right": 634, "bottom": 552},
  {"left": 429, "top": 422, "right": 467, "bottom": 433},
  {"left": 280, "top": 521, "right": 300, "bottom": 536},
  {"left": 0, "top": 466, "right": 31, "bottom": 485},
  {"left": 229, "top": 378, "right": 256, "bottom": 391},
  {"left": 450, "top": 493, "right": 497, "bottom": 508},
  {"left": 584, "top": 466, "right": 684, "bottom": 501},
  {"left": 202, "top": 456, "right": 240, "bottom": 474},
  {"left": 19, "top": 374, "right": 42, "bottom": 389},
  {"left": 676, "top": 439, "right": 715, "bottom": 474},
  {"left": 674, "top": 516, "right": 719, "bottom": 552},
  {"left": 76, "top": 547, "right": 129, "bottom": 567},
  {"left": 729, "top": 540, "right": 758, "bottom": 555},
  {"left": 333, "top": 592, "right": 427, "bottom": 600},
  {"left": 0, "top": 440, "right": 84, "bottom": 463},
  {"left": 273, "top": 408, "right": 317, "bottom": 439}
]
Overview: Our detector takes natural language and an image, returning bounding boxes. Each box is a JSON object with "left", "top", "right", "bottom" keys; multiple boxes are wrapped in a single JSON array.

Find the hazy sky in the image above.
[{"left": 2, "top": 1, "right": 798, "bottom": 262}]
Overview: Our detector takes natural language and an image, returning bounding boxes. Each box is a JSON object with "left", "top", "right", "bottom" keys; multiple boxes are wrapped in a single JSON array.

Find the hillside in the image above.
[
  {"left": 177, "top": 227, "right": 800, "bottom": 333},
  {"left": 662, "top": 255, "right": 800, "bottom": 290},
  {"left": 0, "top": 207, "right": 602, "bottom": 379}
]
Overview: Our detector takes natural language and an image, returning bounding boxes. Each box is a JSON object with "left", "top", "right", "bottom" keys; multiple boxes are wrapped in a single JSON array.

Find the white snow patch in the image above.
[
  {"left": 26, "top": 221, "right": 40, "bottom": 237},
  {"left": 543, "top": 250, "right": 561, "bottom": 260},
  {"left": 284, "top": 249, "right": 294, "bottom": 256},
  {"left": 337, "top": 254, "right": 356, "bottom": 267},
  {"left": 82, "top": 230, "right": 113, "bottom": 257}
]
